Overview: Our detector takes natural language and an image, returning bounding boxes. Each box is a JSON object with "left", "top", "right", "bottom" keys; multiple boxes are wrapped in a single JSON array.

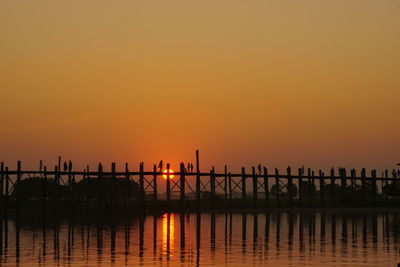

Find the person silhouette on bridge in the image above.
[
  {"left": 183, "top": 163, "right": 188, "bottom": 173},
  {"left": 158, "top": 160, "right": 164, "bottom": 172},
  {"left": 257, "top": 164, "right": 262, "bottom": 174}
]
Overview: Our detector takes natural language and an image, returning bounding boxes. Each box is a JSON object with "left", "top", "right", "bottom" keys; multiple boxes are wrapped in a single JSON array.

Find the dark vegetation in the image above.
[{"left": 11, "top": 176, "right": 139, "bottom": 201}]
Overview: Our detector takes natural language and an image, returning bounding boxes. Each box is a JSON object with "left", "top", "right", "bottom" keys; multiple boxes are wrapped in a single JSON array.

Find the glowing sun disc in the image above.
[{"left": 162, "top": 169, "right": 174, "bottom": 180}]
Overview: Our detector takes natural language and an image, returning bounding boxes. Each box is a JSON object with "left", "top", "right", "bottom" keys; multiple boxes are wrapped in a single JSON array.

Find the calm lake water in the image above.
[{"left": 1, "top": 211, "right": 400, "bottom": 266}]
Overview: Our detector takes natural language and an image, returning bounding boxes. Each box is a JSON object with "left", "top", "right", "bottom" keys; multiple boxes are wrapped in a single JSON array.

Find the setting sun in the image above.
[{"left": 162, "top": 169, "right": 175, "bottom": 180}]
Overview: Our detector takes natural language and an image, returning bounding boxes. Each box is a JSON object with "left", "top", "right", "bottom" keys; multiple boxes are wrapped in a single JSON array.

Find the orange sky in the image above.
[{"left": 0, "top": 0, "right": 399, "bottom": 172}]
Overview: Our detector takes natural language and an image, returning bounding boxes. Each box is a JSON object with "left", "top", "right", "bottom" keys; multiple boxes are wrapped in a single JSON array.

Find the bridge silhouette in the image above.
[{"left": 1, "top": 150, "right": 399, "bottom": 217}]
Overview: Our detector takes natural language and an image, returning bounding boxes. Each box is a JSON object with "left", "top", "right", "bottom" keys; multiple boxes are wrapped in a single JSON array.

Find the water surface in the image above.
[{"left": 1, "top": 211, "right": 400, "bottom": 266}]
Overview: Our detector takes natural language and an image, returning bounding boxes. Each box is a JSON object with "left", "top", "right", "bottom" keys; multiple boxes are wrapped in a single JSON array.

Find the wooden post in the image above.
[
  {"left": 54, "top": 166, "right": 59, "bottom": 210},
  {"left": 0, "top": 183, "right": 2, "bottom": 253},
  {"left": 4, "top": 167, "right": 9, "bottom": 218},
  {"left": 43, "top": 166, "right": 47, "bottom": 216},
  {"left": 275, "top": 168, "right": 280, "bottom": 208},
  {"left": 140, "top": 162, "right": 145, "bottom": 208},
  {"left": 85, "top": 165, "right": 90, "bottom": 204},
  {"left": 55, "top": 164, "right": 60, "bottom": 185},
  {"left": 97, "top": 163, "right": 103, "bottom": 213},
  {"left": 57, "top": 156, "right": 61, "bottom": 206},
  {"left": 263, "top": 167, "right": 269, "bottom": 208},
  {"left": 111, "top": 163, "right": 116, "bottom": 211},
  {"left": 319, "top": 170, "right": 324, "bottom": 206},
  {"left": 371, "top": 169, "right": 377, "bottom": 204},
  {"left": 166, "top": 163, "right": 171, "bottom": 202},
  {"left": 307, "top": 168, "right": 312, "bottom": 207},
  {"left": 287, "top": 166, "right": 293, "bottom": 208},
  {"left": 380, "top": 171, "right": 384, "bottom": 202},
  {"left": 0, "top": 162, "right": 3, "bottom": 215},
  {"left": 393, "top": 169, "right": 399, "bottom": 200},
  {"left": 228, "top": 172, "right": 232, "bottom": 208},
  {"left": 68, "top": 162, "right": 72, "bottom": 187},
  {"left": 153, "top": 164, "right": 158, "bottom": 201},
  {"left": 330, "top": 168, "right": 335, "bottom": 206},
  {"left": 180, "top": 163, "right": 185, "bottom": 208},
  {"left": 251, "top": 166, "right": 258, "bottom": 208},
  {"left": 16, "top": 161, "right": 21, "bottom": 216},
  {"left": 312, "top": 170, "right": 316, "bottom": 204},
  {"left": 125, "top": 163, "right": 130, "bottom": 212},
  {"left": 252, "top": 167, "right": 257, "bottom": 208},
  {"left": 68, "top": 161, "right": 73, "bottom": 210},
  {"left": 195, "top": 150, "right": 201, "bottom": 207},
  {"left": 224, "top": 165, "right": 228, "bottom": 201},
  {"left": 340, "top": 168, "right": 346, "bottom": 203},
  {"left": 384, "top": 169, "right": 388, "bottom": 201},
  {"left": 241, "top": 167, "right": 247, "bottom": 207},
  {"left": 350, "top": 169, "right": 355, "bottom": 204},
  {"left": 210, "top": 167, "right": 216, "bottom": 208},
  {"left": 298, "top": 167, "right": 303, "bottom": 206},
  {"left": 361, "top": 168, "right": 366, "bottom": 203}
]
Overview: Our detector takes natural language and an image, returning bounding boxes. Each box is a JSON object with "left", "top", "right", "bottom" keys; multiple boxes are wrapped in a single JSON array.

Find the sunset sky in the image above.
[{"left": 0, "top": 0, "right": 399, "bottom": 172}]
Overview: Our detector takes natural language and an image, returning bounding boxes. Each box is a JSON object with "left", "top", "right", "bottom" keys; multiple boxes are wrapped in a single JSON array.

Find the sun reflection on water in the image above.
[{"left": 162, "top": 213, "right": 174, "bottom": 257}]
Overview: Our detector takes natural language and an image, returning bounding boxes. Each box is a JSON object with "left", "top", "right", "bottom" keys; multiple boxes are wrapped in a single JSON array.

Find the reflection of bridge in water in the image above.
[{"left": 1, "top": 211, "right": 400, "bottom": 266}]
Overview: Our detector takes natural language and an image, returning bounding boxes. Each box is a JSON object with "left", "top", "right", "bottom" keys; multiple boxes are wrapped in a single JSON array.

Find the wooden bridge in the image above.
[{"left": 0, "top": 150, "right": 399, "bottom": 215}]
